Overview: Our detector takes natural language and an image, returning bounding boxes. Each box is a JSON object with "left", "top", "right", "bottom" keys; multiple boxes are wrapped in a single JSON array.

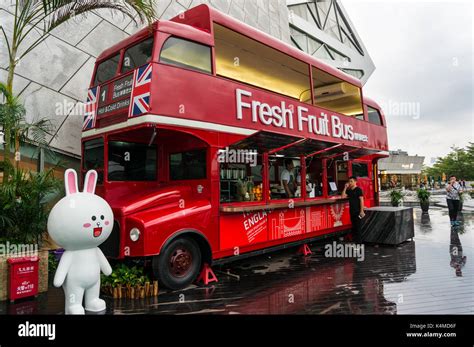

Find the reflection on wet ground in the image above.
[{"left": 2, "top": 207, "right": 473, "bottom": 315}]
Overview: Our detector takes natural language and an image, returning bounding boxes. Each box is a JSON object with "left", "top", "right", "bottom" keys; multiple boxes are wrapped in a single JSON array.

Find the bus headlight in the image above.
[{"left": 129, "top": 228, "right": 141, "bottom": 242}]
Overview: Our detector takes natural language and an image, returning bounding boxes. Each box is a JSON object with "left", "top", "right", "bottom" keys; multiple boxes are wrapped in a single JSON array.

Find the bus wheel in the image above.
[{"left": 153, "top": 237, "right": 201, "bottom": 290}]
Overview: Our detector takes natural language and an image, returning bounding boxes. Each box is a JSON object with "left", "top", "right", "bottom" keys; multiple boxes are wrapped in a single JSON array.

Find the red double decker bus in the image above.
[{"left": 81, "top": 4, "right": 388, "bottom": 289}]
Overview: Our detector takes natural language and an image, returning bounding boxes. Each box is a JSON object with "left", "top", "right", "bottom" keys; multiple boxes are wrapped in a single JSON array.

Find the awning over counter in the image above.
[
  {"left": 228, "top": 130, "right": 387, "bottom": 161},
  {"left": 230, "top": 130, "right": 302, "bottom": 152},
  {"left": 274, "top": 138, "right": 336, "bottom": 157}
]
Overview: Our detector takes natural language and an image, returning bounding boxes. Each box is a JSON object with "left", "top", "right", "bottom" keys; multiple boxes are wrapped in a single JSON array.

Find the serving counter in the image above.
[{"left": 220, "top": 197, "right": 349, "bottom": 213}]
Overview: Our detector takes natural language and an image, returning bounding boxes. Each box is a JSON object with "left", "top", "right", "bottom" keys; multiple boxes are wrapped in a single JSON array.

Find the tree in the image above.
[
  {"left": 423, "top": 145, "right": 474, "bottom": 181},
  {"left": 0, "top": 0, "right": 156, "bottom": 181},
  {"left": 0, "top": 82, "right": 55, "bottom": 175}
]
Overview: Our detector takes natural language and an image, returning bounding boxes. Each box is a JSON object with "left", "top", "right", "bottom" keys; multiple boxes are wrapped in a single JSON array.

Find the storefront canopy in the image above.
[
  {"left": 230, "top": 131, "right": 385, "bottom": 160},
  {"left": 275, "top": 138, "right": 337, "bottom": 157},
  {"left": 230, "top": 130, "right": 302, "bottom": 152}
]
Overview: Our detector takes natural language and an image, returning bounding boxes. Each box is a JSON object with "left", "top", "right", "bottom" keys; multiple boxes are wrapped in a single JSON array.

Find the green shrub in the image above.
[
  {"left": 0, "top": 166, "right": 61, "bottom": 244},
  {"left": 416, "top": 188, "right": 431, "bottom": 202},
  {"left": 101, "top": 263, "right": 150, "bottom": 288},
  {"left": 48, "top": 252, "right": 59, "bottom": 274},
  {"left": 390, "top": 189, "right": 404, "bottom": 207}
]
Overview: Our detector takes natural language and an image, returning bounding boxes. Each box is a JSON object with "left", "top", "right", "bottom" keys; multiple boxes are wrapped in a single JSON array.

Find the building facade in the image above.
[
  {"left": 0, "top": 0, "right": 375, "bottom": 172},
  {"left": 378, "top": 150, "right": 425, "bottom": 190}
]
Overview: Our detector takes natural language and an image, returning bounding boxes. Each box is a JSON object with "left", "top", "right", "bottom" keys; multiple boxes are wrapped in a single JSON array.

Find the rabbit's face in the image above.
[
  {"left": 48, "top": 194, "right": 113, "bottom": 249},
  {"left": 48, "top": 169, "right": 114, "bottom": 250}
]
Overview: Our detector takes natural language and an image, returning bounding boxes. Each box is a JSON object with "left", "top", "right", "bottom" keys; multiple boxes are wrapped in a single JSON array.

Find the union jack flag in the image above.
[
  {"left": 129, "top": 63, "right": 152, "bottom": 118},
  {"left": 83, "top": 86, "right": 99, "bottom": 130}
]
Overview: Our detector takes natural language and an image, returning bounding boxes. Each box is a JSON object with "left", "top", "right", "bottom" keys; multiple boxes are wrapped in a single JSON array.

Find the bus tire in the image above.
[{"left": 153, "top": 237, "right": 201, "bottom": 290}]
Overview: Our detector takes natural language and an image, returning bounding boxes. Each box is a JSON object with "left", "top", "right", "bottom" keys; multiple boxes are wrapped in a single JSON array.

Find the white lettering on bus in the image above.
[
  {"left": 236, "top": 89, "right": 293, "bottom": 129},
  {"left": 235, "top": 88, "right": 368, "bottom": 142},
  {"left": 331, "top": 115, "right": 354, "bottom": 141},
  {"left": 243, "top": 211, "right": 267, "bottom": 231}
]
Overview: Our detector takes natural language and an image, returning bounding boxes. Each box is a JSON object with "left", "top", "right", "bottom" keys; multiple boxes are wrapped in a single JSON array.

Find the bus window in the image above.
[
  {"left": 305, "top": 157, "right": 323, "bottom": 197},
  {"left": 327, "top": 159, "right": 348, "bottom": 195},
  {"left": 84, "top": 138, "right": 104, "bottom": 170},
  {"left": 170, "top": 149, "right": 207, "bottom": 180},
  {"left": 94, "top": 54, "right": 120, "bottom": 85},
  {"left": 108, "top": 141, "right": 157, "bottom": 181},
  {"left": 312, "top": 67, "right": 363, "bottom": 117},
  {"left": 160, "top": 37, "right": 212, "bottom": 74},
  {"left": 219, "top": 152, "right": 263, "bottom": 203},
  {"left": 121, "top": 37, "right": 154, "bottom": 73},
  {"left": 352, "top": 162, "right": 369, "bottom": 178},
  {"left": 367, "top": 106, "right": 383, "bottom": 126},
  {"left": 83, "top": 138, "right": 104, "bottom": 184},
  {"left": 269, "top": 156, "right": 301, "bottom": 200},
  {"left": 214, "top": 24, "right": 311, "bottom": 103}
]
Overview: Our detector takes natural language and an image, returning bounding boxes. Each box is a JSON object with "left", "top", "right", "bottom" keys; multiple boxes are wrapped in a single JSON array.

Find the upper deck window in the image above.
[
  {"left": 312, "top": 67, "right": 363, "bottom": 117},
  {"left": 94, "top": 54, "right": 120, "bottom": 85},
  {"left": 121, "top": 37, "right": 154, "bottom": 73},
  {"left": 367, "top": 106, "right": 383, "bottom": 126},
  {"left": 159, "top": 37, "right": 212, "bottom": 74},
  {"left": 214, "top": 24, "right": 311, "bottom": 103}
]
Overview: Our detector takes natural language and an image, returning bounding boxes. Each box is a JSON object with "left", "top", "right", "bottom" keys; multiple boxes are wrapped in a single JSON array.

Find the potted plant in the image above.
[
  {"left": 416, "top": 188, "right": 431, "bottom": 213},
  {"left": 390, "top": 189, "right": 404, "bottom": 207},
  {"left": 101, "top": 263, "right": 158, "bottom": 299}
]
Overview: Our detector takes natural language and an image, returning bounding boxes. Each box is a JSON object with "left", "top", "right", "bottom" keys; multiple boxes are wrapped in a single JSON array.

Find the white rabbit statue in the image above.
[{"left": 47, "top": 169, "right": 114, "bottom": 314}]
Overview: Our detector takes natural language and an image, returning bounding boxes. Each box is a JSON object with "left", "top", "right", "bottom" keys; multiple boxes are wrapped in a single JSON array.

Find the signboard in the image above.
[
  {"left": 8, "top": 256, "right": 39, "bottom": 301},
  {"left": 236, "top": 88, "right": 369, "bottom": 143},
  {"left": 85, "top": 63, "right": 153, "bottom": 126},
  {"left": 219, "top": 202, "right": 351, "bottom": 250}
]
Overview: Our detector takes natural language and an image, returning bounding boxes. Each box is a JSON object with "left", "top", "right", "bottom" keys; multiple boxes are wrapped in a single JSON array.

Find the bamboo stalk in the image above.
[
  {"left": 145, "top": 282, "right": 150, "bottom": 297},
  {"left": 153, "top": 281, "right": 159, "bottom": 296},
  {"left": 134, "top": 285, "right": 138, "bottom": 299}
]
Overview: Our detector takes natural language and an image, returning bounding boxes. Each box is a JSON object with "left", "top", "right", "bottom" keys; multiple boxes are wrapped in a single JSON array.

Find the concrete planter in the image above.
[
  {"left": 420, "top": 200, "right": 430, "bottom": 213},
  {"left": 0, "top": 250, "right": 49, "bottom": 301}
]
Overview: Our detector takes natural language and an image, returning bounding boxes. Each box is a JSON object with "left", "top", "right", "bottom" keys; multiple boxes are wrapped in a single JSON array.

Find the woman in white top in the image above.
[{"left": 446, "top": 175, "right": 463, "bottom": 226}]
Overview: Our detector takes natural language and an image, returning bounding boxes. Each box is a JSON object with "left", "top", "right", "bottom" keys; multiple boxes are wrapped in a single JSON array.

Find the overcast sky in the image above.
[{"left": 342, "top": 0, "right": 473, "bottom": 165}]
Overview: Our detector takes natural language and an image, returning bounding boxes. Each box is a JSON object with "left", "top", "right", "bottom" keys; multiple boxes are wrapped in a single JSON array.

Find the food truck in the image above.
[{"left": 81, "top": 4, "right": 389, "bottom": 289}]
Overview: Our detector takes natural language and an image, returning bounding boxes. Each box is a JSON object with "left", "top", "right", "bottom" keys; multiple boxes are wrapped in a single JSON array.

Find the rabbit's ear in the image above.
[
  {"left": 64, "top": 169, "right": 78, "bottom": 196},
  {"left": 83, "top": 170, "right": 98, "bottom": 194}
]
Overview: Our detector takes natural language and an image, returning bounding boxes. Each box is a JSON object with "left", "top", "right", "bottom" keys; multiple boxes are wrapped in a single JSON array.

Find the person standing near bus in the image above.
[
  {"left": 342, "top": 176, "right": 365, "bottom": 242},
  {"left": 446, "top": 175, "right": 463, "bottom": 226},
  {"left": 281, "top": 159, "right": 296, "bottom": 198}
]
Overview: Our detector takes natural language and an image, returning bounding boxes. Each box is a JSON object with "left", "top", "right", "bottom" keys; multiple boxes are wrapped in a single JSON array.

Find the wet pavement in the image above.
[{"left": 1, "top": 207, "right": 473, "bottom": 315}]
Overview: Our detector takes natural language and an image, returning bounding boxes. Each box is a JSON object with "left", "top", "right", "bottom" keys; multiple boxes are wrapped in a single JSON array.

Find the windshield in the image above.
[{"left": 108, "top": 141, "right": 157, "bottom": 181}]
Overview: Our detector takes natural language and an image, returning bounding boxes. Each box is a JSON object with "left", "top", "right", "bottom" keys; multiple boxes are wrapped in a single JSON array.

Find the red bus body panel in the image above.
[{"left": 82, "top": 4, "right": 389, "bottom": 262}]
